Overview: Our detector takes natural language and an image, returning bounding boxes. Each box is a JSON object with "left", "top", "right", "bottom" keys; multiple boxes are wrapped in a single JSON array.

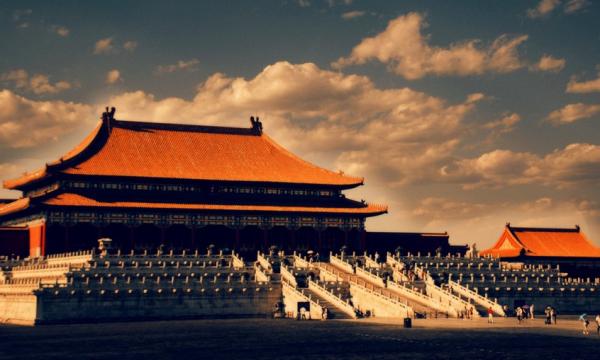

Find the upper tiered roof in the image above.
[
  {"left": 480, "top": 224, "right": 600, "bottom": 258},
  {"left": 4, "top": 116, "right": 364, "bottom": 190}
]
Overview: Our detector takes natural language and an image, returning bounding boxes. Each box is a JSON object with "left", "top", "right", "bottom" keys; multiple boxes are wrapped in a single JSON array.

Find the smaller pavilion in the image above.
[{"left": 481, "top": 223, "right": 600, "bottom": 276}]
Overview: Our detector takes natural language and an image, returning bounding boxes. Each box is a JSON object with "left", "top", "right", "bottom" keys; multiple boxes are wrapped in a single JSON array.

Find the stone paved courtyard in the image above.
[{"left": 0, "top": 317, "right": 598, "bottom": 359}]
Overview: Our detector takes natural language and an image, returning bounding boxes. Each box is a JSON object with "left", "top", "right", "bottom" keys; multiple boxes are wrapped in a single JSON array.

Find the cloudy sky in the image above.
[{"left": 1, "top": 0, "right": 599, "bottom": 249}]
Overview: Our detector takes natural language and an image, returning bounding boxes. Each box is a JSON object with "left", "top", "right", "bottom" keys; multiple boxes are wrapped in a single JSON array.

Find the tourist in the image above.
[
  {"left": 299, "top": 306, "right": 307, "bottom": 320},
  {"left": 522, "top": 304, "right": 529, "bottom": 320},
  {"left": 530, "top": 304, "right": 535, "bottom": 319},
  {"left": 487, "top": 307, "right": 494, "bottom": 324},
  {"left": 322, "top": 307, "right": 328, "bottom": 320},
  {"left": 551, "top": 307, "right": 557, "bottom": 324},
  {"left": 545, "top": 307, "right": 551, "bottom": 325},
  {"left": 516, "top": 307, "right": 523, "bottom": 324},
  {"left": 595, "top": 314, "right": 600, "bottom": 335},
  {"left": 580, "top": 314, "right": 590, "bottom": 335}
]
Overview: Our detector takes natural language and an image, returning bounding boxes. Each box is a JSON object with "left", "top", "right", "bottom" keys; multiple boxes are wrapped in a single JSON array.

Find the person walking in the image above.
[
  {"left": 551, "top": 307, "right": 557, "bottom": 324},
  {"left": 595, "top": 314, "right": 600, "bottom": 335},
  {"left": 487, "top": 307, "right": 494, "bottom": 324},
  {"left": 580, "top": 314, "right": 589, "bottom": 335},
  {"left": 516, "top": 307, "right": 523, "bottom": 324},
  {"left": 530, "top": 304, "right": 535, "bottom": 319},
  {"left": 545, "top": 307, "right": 551, "bottom": 325}
]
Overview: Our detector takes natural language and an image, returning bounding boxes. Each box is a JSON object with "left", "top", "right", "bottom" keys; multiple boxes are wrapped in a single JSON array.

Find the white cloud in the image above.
[
  {"left": 155, "top": 59, "right": 200, "bottom": 74},
  {"left": 123, "top": 41, "right": 138, "bottom": 52},
  {"left": 341, "top": 10, "right": 365, "bottom": 20},
  {"left": 566, "top": 71, "right": 600, "bottom": 93},
  {"left": 482, "top": 112, "right": 521, "bottom": 134},
  {"left": 50, "top": 25, "right": 69, "bottom": 37},
  {"left": 297, "top": 0, "right": 310, "bottom": 7},
  {"left": 530, "top": 55, "right": 566, "bottom": 72},
  {"left": 547, "top": 103, "right": 600, "bottom": 124},
  {"left": 105, "top": 69, "right": 122, "bottom": 85},
  {"left": 527, "top": 0, "right": 561, "bottom": 18},
  {"left": 333, "top": 13, "right": 528, "bottom": 79},
  {"left": 564, "top": 0, "right": 590, "bottom": 13},
  {"left": 440, "top": 143, "right": 600, "bottom": 189},
  {"left": 0, "top": 90, "right": 93, "bottom": 148},
  {"left": 1, "top": 69, "right": 72, "bottom": 95},
  {"left": 93, "top": 37, "right": 114, "bottom": 54}
]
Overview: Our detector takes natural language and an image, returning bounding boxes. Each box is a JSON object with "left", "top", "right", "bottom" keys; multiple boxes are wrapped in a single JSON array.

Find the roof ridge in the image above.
[
  {"left": 509, "top": 225, "right": 580, "bottom": 233},
  {"left": 112, "top": 119, "right": 261, "bottom": 135}
]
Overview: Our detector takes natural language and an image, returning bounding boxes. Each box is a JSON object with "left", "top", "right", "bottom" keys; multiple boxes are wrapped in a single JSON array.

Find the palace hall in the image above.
[{"left": 0, "top": 110, "right": 395, "bottom": 258}]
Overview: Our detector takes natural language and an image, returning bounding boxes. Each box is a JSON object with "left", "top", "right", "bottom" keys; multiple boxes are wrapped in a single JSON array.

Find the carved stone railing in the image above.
[
  {"left": 256, "top": 252, "right": 273, "bottom": 273},
  {"left": 414, "top": 265, "right": 479, "bottom": 317},
  {"left": 363, "top": 253, "right": 380, "bottom": 269},
  {"left": 448, "top": 280, "right": 505, "bottom": 316},
  {"left": 355, "top": 266, "right": 386, "bottom": 288},
  {"left": 387, "top": 280, "right": 457, "bottom": 317},
  {"left": 282, "top": 280, "right": 324, "bottom": 319},
  {"left": 329, "top": 254, "right": 354, "bottom": 274},
  {"left": 348, "top": 282, "right": 413, "bottom": 318},
  {"left": 386, "top": 253, "right": 405, "bottom": 271},
  {"left": 45, "top": 250, "right": 94, "bottom": 266},
  {"left": 292, "top": 253, "right": 310, "bottom": 269},
  {"left": 280, "top": 265, "right": 298, "bottom": 287},
  {"left": 307, "top": 279, "right": 356, "bottom": 319},
  {"left": 254, "top": 262, "right": 270, "bottom": 283},
  {"left": 231, "top": 251, "right": 245, "bottom": 270}
]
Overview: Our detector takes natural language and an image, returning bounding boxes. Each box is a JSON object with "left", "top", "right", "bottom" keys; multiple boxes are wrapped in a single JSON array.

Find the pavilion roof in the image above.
[
  {"left": 4, "top": 118, "right": 364, "bottom": 190},
  {"left": 480, "top": 224, "right": 600, "bottom": 258}
]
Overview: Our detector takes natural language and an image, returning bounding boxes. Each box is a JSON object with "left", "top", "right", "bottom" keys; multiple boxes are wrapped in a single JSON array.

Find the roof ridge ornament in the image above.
[
  {"left": 249, "top": 116, "right": 263, "bottom": 134},
  {"left": 101, "top": 106, "right": 116, "bottom": 131}
]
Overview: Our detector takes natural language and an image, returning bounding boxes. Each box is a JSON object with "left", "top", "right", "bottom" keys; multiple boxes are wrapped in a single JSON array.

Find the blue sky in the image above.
[{"left": 1, "top": 0, "right": 599, "bottom": 248}]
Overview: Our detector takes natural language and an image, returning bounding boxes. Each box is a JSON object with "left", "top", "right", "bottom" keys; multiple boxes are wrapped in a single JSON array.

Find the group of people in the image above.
[
  {"left": 460, "top": 306, "right": 476, "bottom": 319},
  {"left": 515, "top": 304, "right": 536, "bottom": 323}
]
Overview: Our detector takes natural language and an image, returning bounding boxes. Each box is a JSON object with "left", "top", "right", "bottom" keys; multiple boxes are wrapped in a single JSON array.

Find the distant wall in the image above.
[{"left": 365, "top": 232, "right": 467, "bottom": 256}]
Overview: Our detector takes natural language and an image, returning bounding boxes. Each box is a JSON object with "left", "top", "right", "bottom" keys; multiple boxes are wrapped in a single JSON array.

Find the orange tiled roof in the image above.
[
  {"left": 4, "top": 119, "right": 364, "bottom": 189},
  {"left": 0, "top": 198, "right": 30, "bottom": 217},
  {"left": 480, "top": 224, "right": 600, "bottom": 258},
  {"left": 42, "top": 193, "right": 388, "bottom": 216}
]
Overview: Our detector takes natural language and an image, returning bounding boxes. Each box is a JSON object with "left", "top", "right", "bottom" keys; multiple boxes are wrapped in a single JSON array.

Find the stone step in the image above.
[{"left": 301, "top": 287, "right": 353, "bottom": 320}]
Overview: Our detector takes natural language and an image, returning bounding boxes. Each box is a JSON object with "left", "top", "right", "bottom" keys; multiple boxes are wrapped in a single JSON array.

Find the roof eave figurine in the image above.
[{"left": 250, "top": 116, "right": 263, "bottom": 134}]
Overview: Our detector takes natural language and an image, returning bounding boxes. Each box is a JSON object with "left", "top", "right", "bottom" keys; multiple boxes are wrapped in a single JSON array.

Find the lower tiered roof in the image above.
[{"left": 41, "top": 193, "right": 387, "bottom": 215}]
